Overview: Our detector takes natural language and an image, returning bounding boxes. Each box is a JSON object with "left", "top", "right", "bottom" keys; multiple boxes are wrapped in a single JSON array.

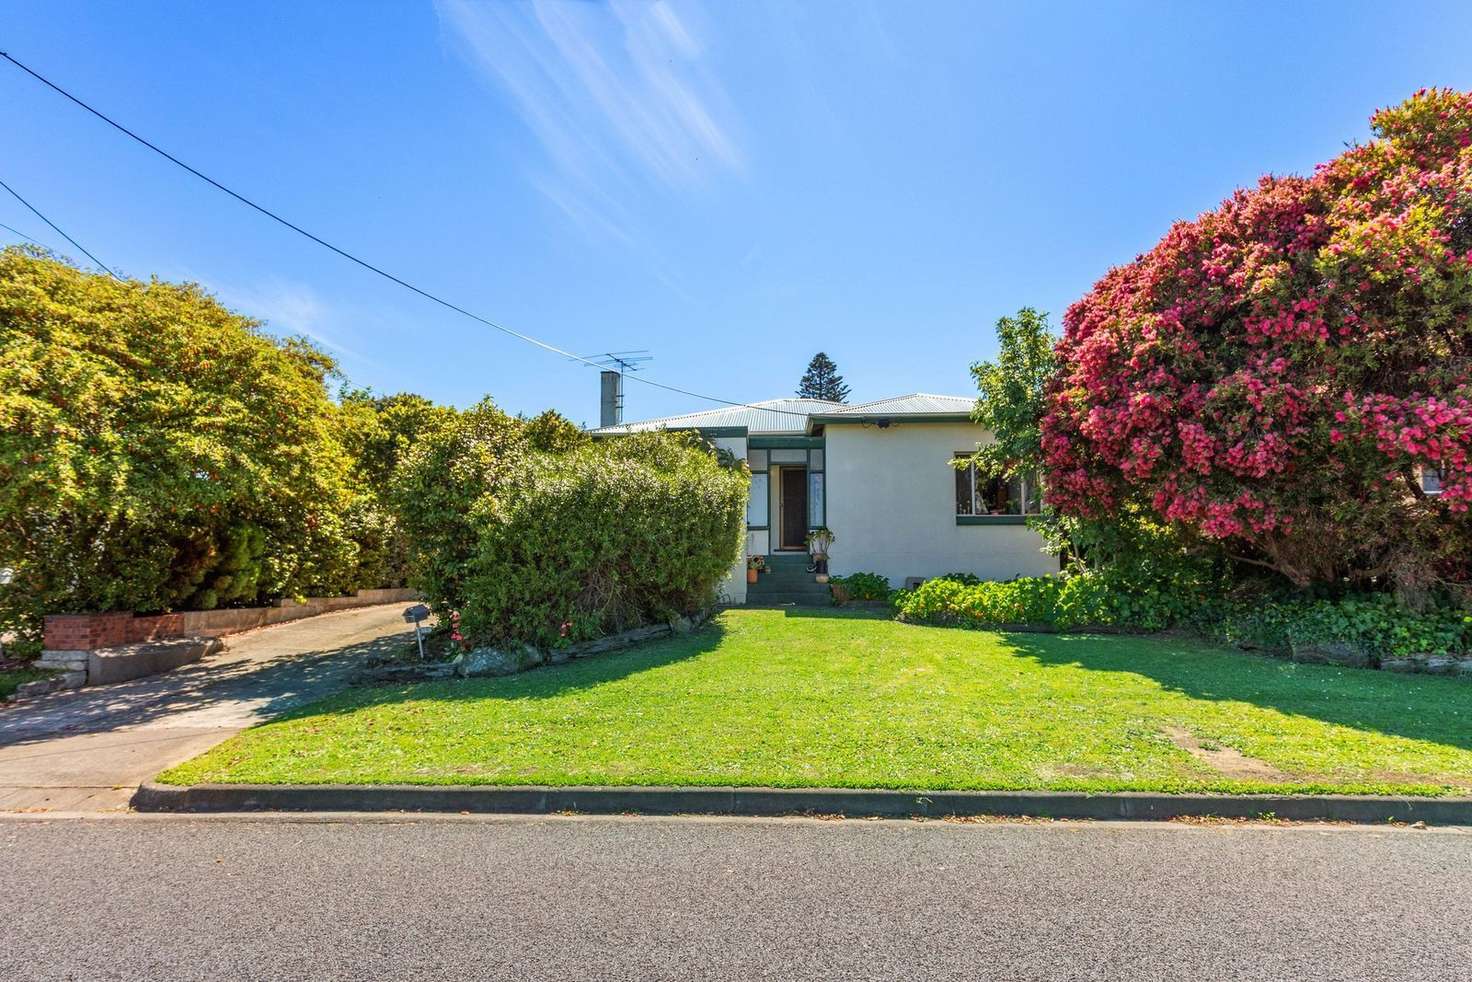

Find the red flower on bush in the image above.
[{"left": 1043, "top": 89, "right": 1472, "bottom": 589}]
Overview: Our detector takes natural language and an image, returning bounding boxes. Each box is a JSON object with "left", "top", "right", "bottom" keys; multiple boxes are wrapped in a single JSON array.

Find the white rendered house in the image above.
[{"left": 590, "top": 391, "right": 1058, "bottom": 604}]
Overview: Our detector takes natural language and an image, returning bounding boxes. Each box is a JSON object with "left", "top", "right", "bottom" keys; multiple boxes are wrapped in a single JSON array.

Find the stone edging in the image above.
[
  {"left": 129, "top": 782, "right": 1472, "bottom": 825},
  {"left": 353, "top": 611, "right": 713, "bottom": 685}
]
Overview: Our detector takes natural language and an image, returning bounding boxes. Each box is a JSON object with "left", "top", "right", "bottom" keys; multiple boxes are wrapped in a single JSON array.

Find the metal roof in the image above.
[
  {"left": 812, "top": 393, "right": 977, "bottom": 420},
  {"left": 587, "top": 397, "right": 842, "bottom": 436}
]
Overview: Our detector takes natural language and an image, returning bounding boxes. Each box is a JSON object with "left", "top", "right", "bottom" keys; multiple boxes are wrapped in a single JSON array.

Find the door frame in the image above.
[{"left": 777, "top": 465, "right": 809, "bottom": 551}]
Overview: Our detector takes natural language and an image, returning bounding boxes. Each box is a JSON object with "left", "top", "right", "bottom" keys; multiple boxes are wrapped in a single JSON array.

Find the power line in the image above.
[
  {"left": 0, "top": 219, "right": 45, "bottom": 244},
  {"left": 0, "top": 176, "right": 117, "bottom": 277},
  {"left": 0, "top": 50, "right": 810, "bottom": 420}
]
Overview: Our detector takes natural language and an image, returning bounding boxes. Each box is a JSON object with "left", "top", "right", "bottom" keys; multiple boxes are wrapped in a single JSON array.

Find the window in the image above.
[
  {"left": 954, "top": 455, "right": 1040, "bottom": 519},
  {"left": 747, "top": 472, "right": 769, "bottom": 527},
  {"left": 1421, "top": 467, "right": 1443, "bottom": 496},
  {"left": 808, "top": 472, "right": 825, "bottom": 526}
]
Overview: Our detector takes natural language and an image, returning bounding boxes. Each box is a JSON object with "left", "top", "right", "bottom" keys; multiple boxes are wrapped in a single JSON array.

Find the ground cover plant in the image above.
[{"left": 162, "top": 609, "right": 1472, "bottom": 796}]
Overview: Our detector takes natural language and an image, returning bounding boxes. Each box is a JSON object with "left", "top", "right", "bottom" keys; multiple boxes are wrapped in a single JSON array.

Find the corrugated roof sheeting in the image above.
[
  {"left": 587, "top": 397, "right": 842, "bottom": 436},
  {"left": 818, "top": 393, "right": 977, "bottom": 417}
]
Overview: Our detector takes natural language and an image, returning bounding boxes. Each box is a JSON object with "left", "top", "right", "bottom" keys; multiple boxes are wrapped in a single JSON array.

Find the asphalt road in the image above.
[{"left": 2, "top": 814, "right": 1468, "bottom": 981}]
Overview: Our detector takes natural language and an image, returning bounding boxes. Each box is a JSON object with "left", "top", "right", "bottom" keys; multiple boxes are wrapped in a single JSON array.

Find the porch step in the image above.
[{"left": 747, "top": 553, "right": 831, "bottom": 605}]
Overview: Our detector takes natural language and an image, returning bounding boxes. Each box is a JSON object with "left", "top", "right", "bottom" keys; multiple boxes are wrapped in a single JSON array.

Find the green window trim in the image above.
[
  {"left": 956, "top": 515, "right": 1029, "bottom": 526},
  {"left": 748, "top": 435, "right": 825, "bottom": 449}
]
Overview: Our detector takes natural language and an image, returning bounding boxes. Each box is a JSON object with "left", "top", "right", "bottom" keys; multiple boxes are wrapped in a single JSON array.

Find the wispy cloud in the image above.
[
  {"left": 436, "top": 0, "right": 742, "bottom": 239},
  {"left": 191, "top": 274, "right": 378, "bottom": 368}
]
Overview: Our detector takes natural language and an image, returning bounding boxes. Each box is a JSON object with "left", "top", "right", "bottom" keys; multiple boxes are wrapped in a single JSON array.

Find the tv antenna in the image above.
[
  {"left": 575, "top": 350, "right": 653, "bottom": 375},
  {"left": 577, "top": 351, "right": 653, "bottom": 427}
]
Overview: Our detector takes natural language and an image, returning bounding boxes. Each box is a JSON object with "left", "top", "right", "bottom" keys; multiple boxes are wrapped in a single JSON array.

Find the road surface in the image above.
[{"left": 1, "top": 813, "right": 1467, "bottom": 981}]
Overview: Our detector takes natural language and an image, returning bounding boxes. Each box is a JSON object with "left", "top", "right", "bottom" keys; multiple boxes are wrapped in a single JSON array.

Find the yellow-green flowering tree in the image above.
[{"left": 0, "top": 247, "right": 358, "bottom": 640}]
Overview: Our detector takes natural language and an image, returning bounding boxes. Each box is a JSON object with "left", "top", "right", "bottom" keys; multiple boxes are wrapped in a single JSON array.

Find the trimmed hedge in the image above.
[
  {"left": 894, "top": 566, "right": 1206, "bottom": 633},
  {"left": 894, "top": 571, "right": 1472, "bottom": 664},
  {"left": 394, "top": 405, "right": 747, "bottom": 650}
]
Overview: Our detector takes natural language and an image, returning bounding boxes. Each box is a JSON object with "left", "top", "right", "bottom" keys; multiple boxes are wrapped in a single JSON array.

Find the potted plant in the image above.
[
  {"left": 805, "top": 526, "right": 835, "bottom": 575},
  {"left": 746, "top": 554, "right": 766, "bottom": 583}
]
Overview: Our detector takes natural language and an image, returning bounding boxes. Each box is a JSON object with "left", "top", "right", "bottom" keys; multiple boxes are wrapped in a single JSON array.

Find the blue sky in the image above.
[{"left": 3, "top": 1, "right": 1471, "bottom": 426}]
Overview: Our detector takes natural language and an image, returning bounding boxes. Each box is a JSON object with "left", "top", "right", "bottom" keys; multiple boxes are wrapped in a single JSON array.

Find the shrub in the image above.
[
  {"left": 0, "top": 249, "right": 363, "bottom": 640},
  {"left": 831, "top": 571, "right": 891, "bottom": 601},
  {"left": 394, "top": 411, "right": 746, "bottom": 649},
  {"left": 1042, "top": 89, "right": 1472, "bottom": 597},
  {"left": 895, "top": 561, "right": 1213, "bottom": 633},
  {"left": 1212, "top": 594, "right": 1472, "bottom": 659}
]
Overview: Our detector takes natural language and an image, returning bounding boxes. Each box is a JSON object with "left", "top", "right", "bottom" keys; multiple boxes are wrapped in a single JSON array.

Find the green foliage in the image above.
[
  {"left": 962, "top": 307, "right": 1056, "bottom": 483},
  {"left": 393, "top": 408, "right": 746, "bottom": 648},
  {"left": 1212, "top": 594, "right": 1472, "bottom": 659},
  {"left": 0, "top": 248, "right": 364, "bottom": 639},
  {"left": 0, "top": 250, "right": 456, "bottom": 641},
  {"left": 336, "top": 389, "right": 460, "bottom": 590},
  {"left": 896, "top": 558, "right": 1217, "bottom": 633},
  {"left": 831, "top": 571, "right": 890, "bottom": 601},
  {"left": 796, "top": 351, "right": 850, "bottom": 403}
]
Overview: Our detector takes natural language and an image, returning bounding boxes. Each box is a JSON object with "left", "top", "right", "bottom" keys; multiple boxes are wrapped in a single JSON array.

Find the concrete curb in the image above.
[{"left": 130, "top": 783, "right": 1472, "bottom": 825}]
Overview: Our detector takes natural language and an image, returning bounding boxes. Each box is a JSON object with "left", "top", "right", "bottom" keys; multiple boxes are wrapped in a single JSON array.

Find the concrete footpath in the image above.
[{"left": 0, "top": 604, "right": 415, "bottom": 813}]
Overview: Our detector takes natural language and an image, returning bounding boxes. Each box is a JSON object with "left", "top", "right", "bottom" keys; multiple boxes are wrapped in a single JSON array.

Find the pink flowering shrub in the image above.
[{"left": 1044, "top": 89, "right": 1472, "bottom": 593}]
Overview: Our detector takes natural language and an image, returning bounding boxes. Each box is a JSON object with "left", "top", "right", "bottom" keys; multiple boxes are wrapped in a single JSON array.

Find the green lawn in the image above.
[{"left": 161, "top": 608, "right": 1472, "bottom": 795}]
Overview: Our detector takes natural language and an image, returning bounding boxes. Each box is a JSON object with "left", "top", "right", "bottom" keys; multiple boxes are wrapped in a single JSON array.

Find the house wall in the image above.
[
  {"left": 823, "top": 421, "right": 1057, "bottom": 586},
  {"left": 710, "top": 434, "right": 748, "bottom": 604}
]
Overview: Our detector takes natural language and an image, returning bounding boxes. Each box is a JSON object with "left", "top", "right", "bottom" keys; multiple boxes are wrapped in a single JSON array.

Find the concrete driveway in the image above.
[{"left": 0, "top": 604, "right": 416, "bottom": 813}]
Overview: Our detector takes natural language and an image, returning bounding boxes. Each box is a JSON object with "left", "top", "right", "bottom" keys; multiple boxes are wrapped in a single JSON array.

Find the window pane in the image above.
[
  {"left": 809, "top": 472, "right": 824, "bottom": 526},
  {"left": 1422, "top": 469, "right": 1443, "bottom": 495},
  {"left": 770, "top": 448, "right": 806, "bottom": 464},
  {"left": 1025, "top": 474, "right": 1043, "bottom": 514},
  {"left": 979, "top": 474, "right": 1024, "bottom": 514},
  {"left": 748, "top": 448, "right": 768, "bottom": 470},
  {"left": 747, "top": 473, "right": 769, "bottom": 526},
  {"left": 955, "top": 464, "right": 973, "bottom": 515},
  {"left": 809, "top": 448, "right": 824, "bottom": 472}
]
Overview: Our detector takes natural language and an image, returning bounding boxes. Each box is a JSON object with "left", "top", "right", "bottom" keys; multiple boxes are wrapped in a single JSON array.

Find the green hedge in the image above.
[
  {"left": 894, "top": 565, "right": 1207, "bottom": 633},
  {"left": 394, "top": 407, "right": 747, "bottom": 649},
  {"left": 894, "top": 571, "right": 1472, "bottom": 661},
  {"left": 1211, "top": 594, "right": 1472, "bottom": 660}
]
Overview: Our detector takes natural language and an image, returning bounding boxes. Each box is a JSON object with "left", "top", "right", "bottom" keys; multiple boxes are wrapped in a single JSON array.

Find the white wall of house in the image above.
[
  {"left": 823, "top": 421, "right": 1057, "bottom": 587},
  {"left": 711, "top": 435, "right": 748, "bottom": 604}
]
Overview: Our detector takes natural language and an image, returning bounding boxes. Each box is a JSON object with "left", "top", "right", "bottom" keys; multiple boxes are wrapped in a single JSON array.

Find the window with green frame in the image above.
[{"left": 954, "top": 454, "right": 1041, "bottom": 517}]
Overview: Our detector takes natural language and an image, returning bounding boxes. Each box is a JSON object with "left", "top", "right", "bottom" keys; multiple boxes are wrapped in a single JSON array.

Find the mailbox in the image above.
[{"left": 402, "top": 604, "right": 430, "bottom": 624}]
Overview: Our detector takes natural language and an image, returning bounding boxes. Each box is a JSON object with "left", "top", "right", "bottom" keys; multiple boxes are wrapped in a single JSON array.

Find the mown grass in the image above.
[{"left": 161, "top": 608, "right": 1472, "bottom": 795}]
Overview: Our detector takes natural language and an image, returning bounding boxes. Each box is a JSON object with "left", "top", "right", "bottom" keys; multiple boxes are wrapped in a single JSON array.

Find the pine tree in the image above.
[{"left": 796, "top": 352, "right": 850, "bottom": 403}]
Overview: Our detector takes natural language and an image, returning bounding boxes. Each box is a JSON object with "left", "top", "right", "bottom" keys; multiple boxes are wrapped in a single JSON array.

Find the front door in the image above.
[{"left": 780, "top": 467, "right": 808, "bottom": 549}]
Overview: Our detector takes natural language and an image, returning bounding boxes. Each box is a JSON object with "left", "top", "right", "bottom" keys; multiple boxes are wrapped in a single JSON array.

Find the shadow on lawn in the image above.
[
  {"left": 996, "top": 630, "right": 1472, "bottom": 753},
  {"left": 278, "top": 621, "right": 731, "bottom": 722}
]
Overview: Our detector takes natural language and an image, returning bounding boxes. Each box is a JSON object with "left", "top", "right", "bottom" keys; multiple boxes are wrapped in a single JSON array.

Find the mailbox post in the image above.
[{"left": 403, "top": 603, "right": 431, "bottom": 659}]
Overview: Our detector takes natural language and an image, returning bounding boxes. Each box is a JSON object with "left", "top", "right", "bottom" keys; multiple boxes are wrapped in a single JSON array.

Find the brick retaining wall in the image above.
[{"left": 42, "top": 588, "right": 419, "bottom": 652}]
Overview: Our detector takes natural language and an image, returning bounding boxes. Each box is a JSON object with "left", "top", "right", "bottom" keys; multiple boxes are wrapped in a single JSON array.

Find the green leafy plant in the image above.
[
  {"left": 830, "top": 571, "right": 891, "bottom": 602},
  {"left": 394, "top": 411, "right": 746, "bottom": 649},
  {"left": 0, "top": 248, "right": 383, "bottom": 641}
]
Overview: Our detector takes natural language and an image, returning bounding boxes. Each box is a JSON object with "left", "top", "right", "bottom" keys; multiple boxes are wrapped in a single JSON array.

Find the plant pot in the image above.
[
  {"left": 815, "top": 573, "right": 829, "bottom": 584},
  {"left": 831, "top": 583, "right": 850, "bottom": 604},
  {"left": 746, "top": 568, "right": 758, "bottom": 584}
]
